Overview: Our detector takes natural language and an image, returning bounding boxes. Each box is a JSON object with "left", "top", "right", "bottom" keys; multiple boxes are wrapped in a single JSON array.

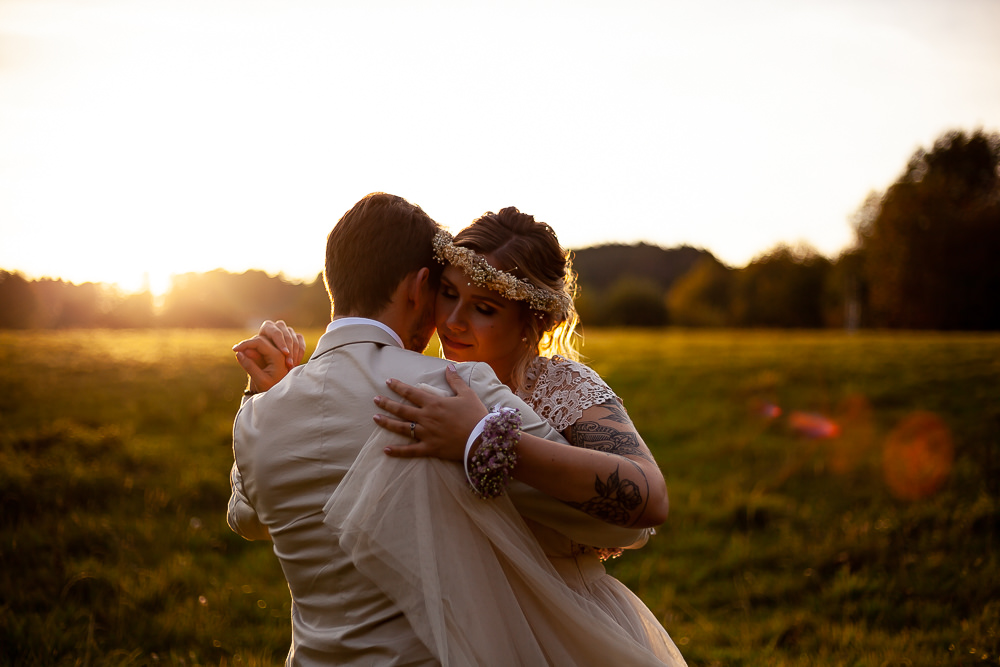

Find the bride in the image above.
[{"left": 248, "top": 207, "right": 686, "bottom": 666}]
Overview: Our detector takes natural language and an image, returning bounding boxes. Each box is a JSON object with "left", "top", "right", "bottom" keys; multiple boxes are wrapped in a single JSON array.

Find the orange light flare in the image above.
[
  {"left": 749, "top": 399, "right": 782, "bottom": 420},
  {"left": 882, "top": 411, "right": 954, "bottom": 501},
  {"left": 788, "top": 411, "right": 841, "bottom": 440}
]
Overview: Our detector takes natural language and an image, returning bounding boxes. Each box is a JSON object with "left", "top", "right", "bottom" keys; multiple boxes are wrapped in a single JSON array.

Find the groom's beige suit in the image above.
[{"left": 229, "top": 320, "right": 642, "bottom": 666}]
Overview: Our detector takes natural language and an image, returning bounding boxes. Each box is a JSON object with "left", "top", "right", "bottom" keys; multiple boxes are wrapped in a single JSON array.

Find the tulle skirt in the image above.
[{"left": 324, "top": 430, "right": 686, "bottom": 666}]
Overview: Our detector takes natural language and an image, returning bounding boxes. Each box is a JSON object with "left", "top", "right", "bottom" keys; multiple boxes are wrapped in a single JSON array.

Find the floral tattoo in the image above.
[
  {"left": 568, "top": 466, "right": 644, "bottom": 526},
  {"left": 565, "top": 402, "right": 656, "bottom": 524},
  {"left": 569, "top": 420, "right": 654, "bottom": 463},
  {"left": 595, "top": 398, "right": 631, "bottom": 425}
]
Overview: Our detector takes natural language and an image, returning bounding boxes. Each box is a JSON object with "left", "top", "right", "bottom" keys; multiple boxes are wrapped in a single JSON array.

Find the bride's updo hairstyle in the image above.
[{"left": 453, "top": 207, "right": 580, "bottom": 389}]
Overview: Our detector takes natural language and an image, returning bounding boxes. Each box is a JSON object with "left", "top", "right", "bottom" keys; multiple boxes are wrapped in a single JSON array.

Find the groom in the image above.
[{"left": 228, "top": 193, "right": 641, "bottom": 665}]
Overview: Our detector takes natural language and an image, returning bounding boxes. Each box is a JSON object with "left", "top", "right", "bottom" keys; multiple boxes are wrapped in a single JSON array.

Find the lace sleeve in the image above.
[{"left": 516, "top": 356, "right": 621, "bottom": 435}]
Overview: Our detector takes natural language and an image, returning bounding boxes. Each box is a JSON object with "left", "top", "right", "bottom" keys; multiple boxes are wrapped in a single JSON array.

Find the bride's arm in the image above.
[
  {"left": 376, "top": 368, "right": 669, "bottom": 529},
  {"left": 515, "top": 400, "right": 669, "bottom": 529}
]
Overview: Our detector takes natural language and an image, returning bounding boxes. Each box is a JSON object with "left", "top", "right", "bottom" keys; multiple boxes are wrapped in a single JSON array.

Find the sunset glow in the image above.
[{"left": 1, "top": 0, "right": 998, "bottom": 291}]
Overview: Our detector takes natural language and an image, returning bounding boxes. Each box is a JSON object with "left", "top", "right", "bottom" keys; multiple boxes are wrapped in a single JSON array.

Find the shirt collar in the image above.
[{"left": 325, "top": 317, "right": 404, "bottom": 349}]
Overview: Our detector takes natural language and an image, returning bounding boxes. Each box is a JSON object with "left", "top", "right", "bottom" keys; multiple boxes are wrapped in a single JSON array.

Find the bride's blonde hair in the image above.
[{"left": 452, "top": 207, "right": 580, "bottom": 390}]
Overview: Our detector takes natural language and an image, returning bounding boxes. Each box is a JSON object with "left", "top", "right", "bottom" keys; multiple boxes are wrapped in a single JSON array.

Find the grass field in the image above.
[{"left": 1, "top": 328, "right": 998, "bottom": 666}]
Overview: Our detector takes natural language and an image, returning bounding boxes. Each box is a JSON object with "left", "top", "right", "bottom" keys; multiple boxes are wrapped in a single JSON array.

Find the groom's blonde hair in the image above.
[{"left": 325, "top": 193, "right": 442, "bottom": 317}]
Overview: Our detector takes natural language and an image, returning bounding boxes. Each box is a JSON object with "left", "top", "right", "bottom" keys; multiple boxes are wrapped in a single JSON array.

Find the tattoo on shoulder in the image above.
[
  {"left": 597, "top": 398, "right": 631, "bottom": 424},
  {"left": 569, "top": 421, "right": 653, "bottom": 463},
  {"left": 567, "top": 466, "right": 645, "bottom": 526}
]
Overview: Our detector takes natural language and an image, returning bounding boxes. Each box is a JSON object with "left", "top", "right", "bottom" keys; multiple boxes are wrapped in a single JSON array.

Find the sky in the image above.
[{"left": 1, "top": 0, "right": 998, "bottom": 295}]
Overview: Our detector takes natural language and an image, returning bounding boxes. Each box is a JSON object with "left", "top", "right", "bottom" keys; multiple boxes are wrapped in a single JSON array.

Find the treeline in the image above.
[
  {"left": 0, "top": 269, "right": 331, "bottom": 330},
  {"left": 577, "top": 128, "right": 1000, "bottom": 330},
  {"left": 574, "top": 243, "right": 841, "bottom": 328},
  {"left": 2, "top": 128, "right": 997, "bottom": 331}
]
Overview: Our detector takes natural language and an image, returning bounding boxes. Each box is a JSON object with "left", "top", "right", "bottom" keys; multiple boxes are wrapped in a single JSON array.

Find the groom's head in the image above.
[{"left": 324, "top": 193, "right": 443, "bottom": 338}]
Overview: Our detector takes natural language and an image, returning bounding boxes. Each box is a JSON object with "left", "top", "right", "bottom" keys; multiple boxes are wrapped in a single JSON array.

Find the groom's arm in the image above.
[
  {"left": 226, "top": 321, "right": 300, "bottom": 541},
  {"left": 228, "top": 462, "right": 271, "bottom": 541}
]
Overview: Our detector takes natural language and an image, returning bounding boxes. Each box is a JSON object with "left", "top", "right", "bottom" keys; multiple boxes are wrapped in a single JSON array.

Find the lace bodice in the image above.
[
  {"left": 515, "top": 356, "right": 621, "bottom": 435},
  {"left": 515, "top": 356, "right": 632, "bottom": 561}
]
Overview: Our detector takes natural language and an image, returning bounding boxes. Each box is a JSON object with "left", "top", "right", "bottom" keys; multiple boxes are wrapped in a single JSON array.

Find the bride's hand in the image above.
[
  {"left": 375, "top": 364, "right": 488, "bottom": 461},
  {"left": 257, "top": 319, "right": 306, "bottom": 369},
  {"left": 232, "top": 320, "right": 306, "bottom": 392}
]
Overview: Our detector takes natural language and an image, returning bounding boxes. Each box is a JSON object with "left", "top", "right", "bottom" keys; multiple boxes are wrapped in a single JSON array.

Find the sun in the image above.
[{"left": 112, "top": 271, "right": 173, "bottom": 299}]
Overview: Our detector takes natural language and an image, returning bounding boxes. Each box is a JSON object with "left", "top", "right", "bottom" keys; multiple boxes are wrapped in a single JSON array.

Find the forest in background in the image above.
[{"left": 2, "top": 128, "right": 998, "bottom": 331}]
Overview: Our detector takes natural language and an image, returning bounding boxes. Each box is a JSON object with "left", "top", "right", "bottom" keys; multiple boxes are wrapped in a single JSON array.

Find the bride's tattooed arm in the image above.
[
  {"left": 567, "top": 399, "right": 654, "bottom": 463},
  {"left": 566, "top": 463, "right": 648, "bottom": 526},
  {"left": 563, "top": 399, "right": 659, "bottom": 526}
]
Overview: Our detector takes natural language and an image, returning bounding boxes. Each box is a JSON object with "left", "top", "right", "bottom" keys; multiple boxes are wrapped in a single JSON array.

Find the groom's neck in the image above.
[{"left": 332, "top": 308, "right": 406, "bottom": 343}]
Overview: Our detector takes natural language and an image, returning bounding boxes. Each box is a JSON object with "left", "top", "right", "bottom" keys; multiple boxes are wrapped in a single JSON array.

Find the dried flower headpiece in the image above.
[{"left": 432, "top": 229, "right": 570, "bottom": 315}]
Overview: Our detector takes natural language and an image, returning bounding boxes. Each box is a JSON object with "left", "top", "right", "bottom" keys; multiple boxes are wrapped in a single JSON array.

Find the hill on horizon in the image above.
[{"left": 571, "top": 242, "right": 715, "bottom": 294}]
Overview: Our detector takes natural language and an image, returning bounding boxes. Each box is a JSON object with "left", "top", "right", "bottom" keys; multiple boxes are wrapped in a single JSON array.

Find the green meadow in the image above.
[{"left": 1, "top": 329, "right": 998, "bottom": 666}]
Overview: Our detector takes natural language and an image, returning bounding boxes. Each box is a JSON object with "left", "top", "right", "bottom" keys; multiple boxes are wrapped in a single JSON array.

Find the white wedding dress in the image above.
[{"left": 324, "top": 356, "right": 686, "bottom": 666}]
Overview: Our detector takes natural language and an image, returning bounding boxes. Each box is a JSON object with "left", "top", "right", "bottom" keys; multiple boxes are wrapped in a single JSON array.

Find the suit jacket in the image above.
[{"left": 228, "top": 322, "right": 643, "bottom": 666}]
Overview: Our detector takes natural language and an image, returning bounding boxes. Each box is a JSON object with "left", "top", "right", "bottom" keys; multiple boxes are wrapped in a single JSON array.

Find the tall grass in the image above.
[
  {"left": 1, "top": 329, "right": 997, "bottom": 666},
  {"left": 1, "top": 331, "right": 290, "bottom": 666},
  {"left": 585, "top": 330, "right": 1000, "bottom": 667}
]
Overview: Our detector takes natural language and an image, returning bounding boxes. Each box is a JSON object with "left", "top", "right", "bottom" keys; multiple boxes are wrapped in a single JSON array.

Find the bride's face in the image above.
[{"left": 435, "top": 264, "right": 527, "bottom": 385}]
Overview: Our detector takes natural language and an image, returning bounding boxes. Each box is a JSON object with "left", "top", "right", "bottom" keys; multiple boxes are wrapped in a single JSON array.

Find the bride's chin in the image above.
[{"left": 440, "top": 345, "right": 472, "bottom": 363}]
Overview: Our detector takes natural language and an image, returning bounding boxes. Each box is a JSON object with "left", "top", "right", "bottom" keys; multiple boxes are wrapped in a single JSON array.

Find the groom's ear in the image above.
[{"left": 406, "top": 267, "right": 432, "bottom": 306}]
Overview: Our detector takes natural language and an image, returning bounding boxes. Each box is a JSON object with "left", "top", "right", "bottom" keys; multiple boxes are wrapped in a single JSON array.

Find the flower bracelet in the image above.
[{"left": 463, "top": 406, "right": 522, "bottom": 499}]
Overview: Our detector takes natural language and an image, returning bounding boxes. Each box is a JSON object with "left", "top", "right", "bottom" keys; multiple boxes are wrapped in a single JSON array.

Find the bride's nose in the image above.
[{"left": 444, "top": 306, "right": 467, "bottom": 332}]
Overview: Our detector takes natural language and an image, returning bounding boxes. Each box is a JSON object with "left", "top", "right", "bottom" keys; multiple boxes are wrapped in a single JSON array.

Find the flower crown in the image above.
[{"left": 432, "top": 229, "right": 570, "bottom": 315}]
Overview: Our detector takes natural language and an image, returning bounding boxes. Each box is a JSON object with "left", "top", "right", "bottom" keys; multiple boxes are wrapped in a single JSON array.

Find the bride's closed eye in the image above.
[
  {"left": 439, "top": 284, "right": 499, "bottom": 316},
  {"left": 475, "top": 303, "right": 497, "bottom": 316}
]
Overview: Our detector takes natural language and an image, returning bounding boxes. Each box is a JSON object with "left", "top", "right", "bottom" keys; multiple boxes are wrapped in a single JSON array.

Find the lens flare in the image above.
[
  {"left": 760, "top": 402, "right": 782, "bottom": 419},
  {"left": 882, "top": 411, "right": 953, "bottom": 501},
  {"left": 788, "top": 411, "right": 841, "bottom": 439},
  {"left": 750, "top": 399, "right": 782, "bottom": 420}
]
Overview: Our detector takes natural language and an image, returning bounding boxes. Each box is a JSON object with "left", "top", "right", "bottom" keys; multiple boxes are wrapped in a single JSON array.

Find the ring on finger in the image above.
[{"left": 410, "top": 422, "right": 417, "bottom": 440}]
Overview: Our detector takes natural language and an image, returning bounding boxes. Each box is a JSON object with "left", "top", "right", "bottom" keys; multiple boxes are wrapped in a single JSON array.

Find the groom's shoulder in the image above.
[
  {"left": 377, "top": 346, "right": 449, "bottom": 384},
  {"left": 379, "top": 348, "right": 501, "bottom": 394}
]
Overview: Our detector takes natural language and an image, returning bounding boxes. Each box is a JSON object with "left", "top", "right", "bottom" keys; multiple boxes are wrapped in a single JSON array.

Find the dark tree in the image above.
[
  {"left": 666, "top": 256, "right": 735, "bottom": 327},
  {"left": 571, "top": 243, "right": 714, "bottom": 326},
  {"left": 823, "top": 247, "right": 868, "bottom": 330},
  {"left": 732, "top": 244, "right": 831, "bottom": 328},
  {"left": 601, "top": 276, "right": 669, "bottom": 327},
  {"left": 572, "top": 243, "right": 709, "bottom": 293},
  {"left": 857, "top": 129, "right": 1000, "bottom": 329},
  {"left": 0, "top": 271, "right": 38, "bottom": 328}
]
